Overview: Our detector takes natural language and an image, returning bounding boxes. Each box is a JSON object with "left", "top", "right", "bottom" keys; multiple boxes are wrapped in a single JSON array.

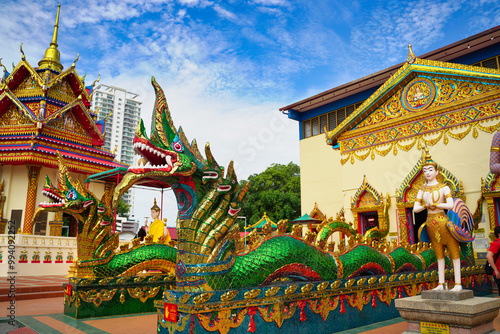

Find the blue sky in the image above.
[{"left": 2, "top": 0, "right": 500, "bottom": 225}]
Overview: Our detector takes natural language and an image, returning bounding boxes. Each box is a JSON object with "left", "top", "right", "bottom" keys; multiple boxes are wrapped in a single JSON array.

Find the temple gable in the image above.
[{"left": 324, "top": 58, "right": 500, "bottom": 164}]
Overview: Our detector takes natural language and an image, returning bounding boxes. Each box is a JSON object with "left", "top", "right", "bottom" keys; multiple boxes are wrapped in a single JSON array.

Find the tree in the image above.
[
  {"left": 117, "top": 199, "right": 131, "bottom": 218},
  {"left": 238, "top": 162, "right": 300, "bottom": 229}
]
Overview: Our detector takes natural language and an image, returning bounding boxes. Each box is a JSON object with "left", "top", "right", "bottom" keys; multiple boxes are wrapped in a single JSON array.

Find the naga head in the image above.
[
  {"left": 113, "top": 77, "right": 207, "bottom": 208},
  {"left": 37, "top": 152, "right": 96, "bottom": 221}
]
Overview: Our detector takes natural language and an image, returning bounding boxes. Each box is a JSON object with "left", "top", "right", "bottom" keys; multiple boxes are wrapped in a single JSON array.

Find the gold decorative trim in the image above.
[
  {"left": 127, "top": 286, "right": 161, "bottom": 303},
  {"left": 326, "top": 57, "right": 500, "bottom": 146},
  {"left": 78, "top": 289, "right": 117, "bottom": 307}
]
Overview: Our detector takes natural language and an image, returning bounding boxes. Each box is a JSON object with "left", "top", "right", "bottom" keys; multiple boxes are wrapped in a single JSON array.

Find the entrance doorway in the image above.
[{"left": 359, "top": 212, "right": 378, "bottom": 235}]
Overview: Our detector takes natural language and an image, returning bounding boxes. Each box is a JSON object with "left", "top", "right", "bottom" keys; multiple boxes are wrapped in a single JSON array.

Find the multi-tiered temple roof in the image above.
[{"left": 0, "top": 5, "right": 126, "bottom": 174}]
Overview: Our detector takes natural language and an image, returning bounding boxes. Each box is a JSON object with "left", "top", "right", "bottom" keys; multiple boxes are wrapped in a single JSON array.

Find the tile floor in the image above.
[{"left": 1, "top": 276, "right": 500, "bottom": 333}]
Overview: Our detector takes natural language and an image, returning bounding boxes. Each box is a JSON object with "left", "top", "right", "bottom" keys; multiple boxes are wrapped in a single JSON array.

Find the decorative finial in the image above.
[
  {"left": 89, "top": 74, "right": 101, "bottom": 100},
  {"left": 0, "top": 59, "right": 6, "bottom": 75},
  {"left": 112, "top": 145, "right": 117, "bottom": 155},
  {"left": 71, "top": 53, "right": 79, "bottom": 68},
  {"left": 421, "top": 144, "right": 437, "bottom": 169},
  {"left": 38, "top": 4, "right": 63, "bottom": 72},
  {"left": 407, "top": 43, "right": 416, "bottom": 64},
  {"left": 0, "top": 59, "right": 6, "bottom": 88},
  {"left": 105, "top": 110, "right": 113, "bottom": 122},
  {"left": 151, "top": 198, "right": 160, "bottom": 211},
  {"left": 91, "top": 74, "right": 101, "bottom": 89},
  {"left": 20, "top": 43, "right": 25, "bottom": 61}
]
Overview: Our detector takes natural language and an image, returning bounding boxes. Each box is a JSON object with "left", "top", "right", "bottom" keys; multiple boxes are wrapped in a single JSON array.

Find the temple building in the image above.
[
  {"left": 280, "top": 26, "right": 500, "bottom": 254},
  {"left": 0, "top": 5, "right": 126, "bottom": 237}
]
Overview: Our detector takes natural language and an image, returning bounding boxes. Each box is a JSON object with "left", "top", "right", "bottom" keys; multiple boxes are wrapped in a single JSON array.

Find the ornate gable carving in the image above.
[
  {"left": 12, "top": 74, "right": 44, "bottom": 98},
  {"left": 47, "top": 78, "right": 77, "bottom": 104},
  {"left": 330, "top": 59, "right": 500, "bottom": 165},
  {"left": 357, "top": 76, "right": 500, "bottom": 130},
  {"left": 351, "top": 176, "right": 382, "bottom": 209},
  {"left": 0, "top": 105, "right": 31, "bottom": 126},
  {"left": 45, "top": 111, "right": 91, "bottom": 143}
]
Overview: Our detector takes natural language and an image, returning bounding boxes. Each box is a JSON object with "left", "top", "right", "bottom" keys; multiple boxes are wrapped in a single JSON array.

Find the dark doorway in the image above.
[
  {"left": 63, "top": 213, "right": 78, "bottom": 237},
  {"left": 407, "top": 208, "right": 427, "bottom": 244},
  {"left": 360, "top": 212, "right": 378, "bottom": 235},
  {"left": 10, "top": 210, "right": 23, "bottom": 232}
]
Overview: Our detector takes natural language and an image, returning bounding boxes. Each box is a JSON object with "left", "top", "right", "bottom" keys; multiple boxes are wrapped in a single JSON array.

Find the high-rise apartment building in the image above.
[{"left": 91, "top": 84, "right": 141, "bottom": 214}]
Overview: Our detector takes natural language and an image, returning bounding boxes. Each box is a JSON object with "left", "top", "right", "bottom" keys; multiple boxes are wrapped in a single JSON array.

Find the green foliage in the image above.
[
  {"left": 117, "top": 199, "right": 131, "bottom": 218},
  {"left": 239, "top": 162, "right": 300, "bottom": 227}
]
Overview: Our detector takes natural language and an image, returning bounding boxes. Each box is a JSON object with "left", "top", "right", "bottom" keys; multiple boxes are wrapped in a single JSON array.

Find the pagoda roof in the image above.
[
  {"left": 0, "top": 5, "right": 121, "bottom": 175},
  {"left": 245, "top": 212, "right": 277, "bottom": 230},
  {"left": 0, "top": 63, "right": 103, "bottom": 143},
  {"left": 291, "top": 213, "right": 322, "bottom": 224},
  {"left": 309, "top": 202, "right": 326, "bottom": 221},
  {"left": 0, "top": 136, "right": 126, "bottom": 174}
]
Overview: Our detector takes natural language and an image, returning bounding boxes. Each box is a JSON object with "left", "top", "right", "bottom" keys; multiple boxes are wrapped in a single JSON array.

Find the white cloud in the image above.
[
  {"left": 251, "top": 0, "right": 289, "bottom": 7},
  {"left": 348, "top": 0, "right": 463, "bottom": 75},
  {"left": 213, "top": 4, "right": 239, "bottom": 22}
]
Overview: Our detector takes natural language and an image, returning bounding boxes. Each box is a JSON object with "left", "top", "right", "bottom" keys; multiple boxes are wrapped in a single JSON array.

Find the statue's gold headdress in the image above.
[
  {"left": 151, "top": 198, "right": 160, "bottom": 212},
  {"left": 421, "top": 145, "right": 438, "bottom": 169}
]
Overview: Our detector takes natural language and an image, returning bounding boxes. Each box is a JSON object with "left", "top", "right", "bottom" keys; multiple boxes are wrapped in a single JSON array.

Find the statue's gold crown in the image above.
[
  {"left": 421, "top": 146, "right": 437, "bottom": 169},
  {"left": 151, "top": 198, "right": 160, "bottom": 211}
]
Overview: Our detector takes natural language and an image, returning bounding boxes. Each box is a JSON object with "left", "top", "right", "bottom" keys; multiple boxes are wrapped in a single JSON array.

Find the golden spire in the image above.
[{"left": 38, "top": 4, "right": 63, "bottom": 72}]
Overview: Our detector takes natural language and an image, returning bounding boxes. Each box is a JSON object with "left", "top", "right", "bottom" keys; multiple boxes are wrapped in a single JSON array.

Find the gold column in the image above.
[
  {"left": 49, "top": 211, "right": 64, "bottom": 236},
  {"left": 0, "top": 180, "right": 6, "bottom": 234},
  {"left": 22, "top": 165, "right": 42, "bottom": 234},
  {"left": 486, "top": 197, "right": 496, "bottom": 240},
  {"left": 397, "top": 207, "right": 409, "bottom": 245}
]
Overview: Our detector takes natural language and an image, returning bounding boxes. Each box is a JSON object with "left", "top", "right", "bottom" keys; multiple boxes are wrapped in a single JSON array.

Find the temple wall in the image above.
[{"left": 299, "top": 129, "right": 493, "bottom": 251}]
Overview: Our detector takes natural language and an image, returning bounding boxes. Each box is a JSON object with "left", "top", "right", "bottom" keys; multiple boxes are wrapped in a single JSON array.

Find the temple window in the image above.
[
  {"left": 472, "top": 55, "right": 500, "bottom": 69},
  {"left": 10, "top": 209, "right": 23, "bottom": 232},
  {"left": 302, "top": 102, "right": 362, "bottom": 139}
]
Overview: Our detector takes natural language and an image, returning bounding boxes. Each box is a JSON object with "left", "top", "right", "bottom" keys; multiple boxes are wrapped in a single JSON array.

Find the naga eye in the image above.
[
  {"left": 172, "top": 134, "right": 184, "bottom": 152},
  {"left": 67, "top": 188, "right": 77, "bottom": 200},
  {"left": 173, "top": 141, "right": 183, "bottom": 152}
]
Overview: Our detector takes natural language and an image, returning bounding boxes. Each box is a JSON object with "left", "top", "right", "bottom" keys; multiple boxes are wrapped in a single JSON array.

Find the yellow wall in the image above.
[{"left": 299, "top": 129, "right": 493, "bottom": 249}]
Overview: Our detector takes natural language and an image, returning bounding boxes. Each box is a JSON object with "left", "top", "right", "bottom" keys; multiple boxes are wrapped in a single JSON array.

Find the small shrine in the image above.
[{"left": 245, "top": 212, "right": 277, "bottom": 233}]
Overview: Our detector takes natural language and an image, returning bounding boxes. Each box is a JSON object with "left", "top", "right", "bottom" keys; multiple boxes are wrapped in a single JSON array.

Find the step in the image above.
[
  {"left": 0, "top": 289, "right": 64, "bottom": 302},
  {"left": 0, "top": 284, "right": 63, "bottom": 296}
]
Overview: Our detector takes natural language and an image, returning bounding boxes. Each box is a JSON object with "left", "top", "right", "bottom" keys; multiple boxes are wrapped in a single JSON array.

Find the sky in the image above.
[{"left": 1, "top": 0, "right": 500, "bottom": 227}]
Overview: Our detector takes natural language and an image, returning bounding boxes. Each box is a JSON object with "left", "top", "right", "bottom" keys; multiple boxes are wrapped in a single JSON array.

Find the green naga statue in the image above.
[
  {"left": 111, "top": 78, "right": 470, "bottom": 292},
  {"left": 36, "top": 78, "right": 474, "bottom": 292},
  {"left": 34, "top": 152, "right": 177, "bottom": 278}
]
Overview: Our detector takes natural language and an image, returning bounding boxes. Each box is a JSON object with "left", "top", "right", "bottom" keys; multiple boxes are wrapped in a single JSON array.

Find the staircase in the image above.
[{"left": 0, "top": 275, "right": 67, "bottom": 302}]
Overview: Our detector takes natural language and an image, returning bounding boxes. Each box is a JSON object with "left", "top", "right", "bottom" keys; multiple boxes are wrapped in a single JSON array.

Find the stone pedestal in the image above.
[{"left": 395, "top": 290, "right": 500, "bottom": 334}]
